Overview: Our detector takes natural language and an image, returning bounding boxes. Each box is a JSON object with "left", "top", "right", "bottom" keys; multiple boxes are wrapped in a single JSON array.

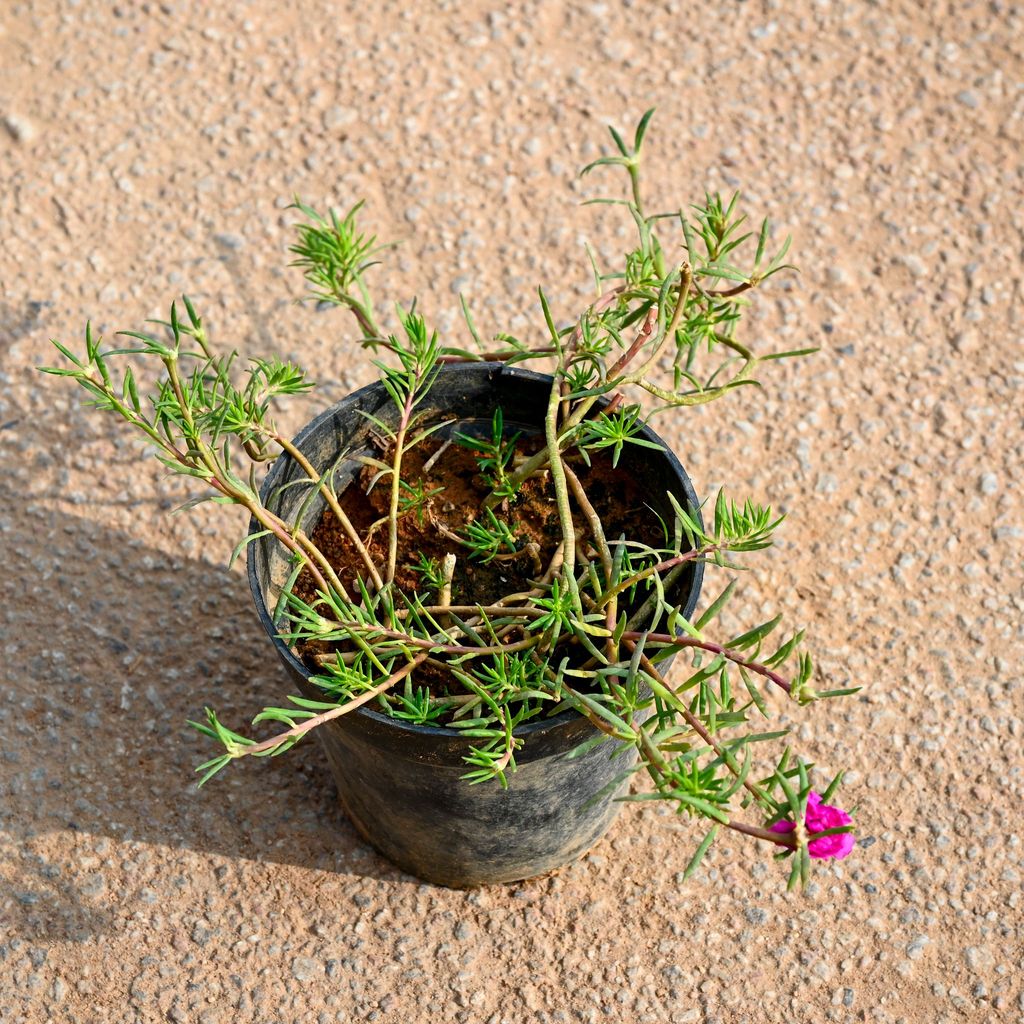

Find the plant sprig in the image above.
[{"left": 455, "top": 408, "right": 523, "bottom": 499}]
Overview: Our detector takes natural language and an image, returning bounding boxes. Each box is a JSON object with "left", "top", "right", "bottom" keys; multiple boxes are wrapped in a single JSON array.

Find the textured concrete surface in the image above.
[{"left": 1, "top": 2, "right": 1022, "bottom": 1022}]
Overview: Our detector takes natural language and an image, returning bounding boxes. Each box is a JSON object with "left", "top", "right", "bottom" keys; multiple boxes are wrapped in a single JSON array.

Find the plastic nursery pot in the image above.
[{"left": 247, "top": 362, "right": 704, "bottom": 887}]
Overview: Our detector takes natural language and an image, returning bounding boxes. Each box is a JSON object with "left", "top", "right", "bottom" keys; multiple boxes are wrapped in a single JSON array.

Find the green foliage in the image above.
[
  {"left": 42, "top": 299, "right": 311, "bottom": 497},
  {"left": 42, "top": 109, "right": 855, "bottom": 888},
  {"left": 527, "top": 579, "right": 577, "bottom": 648},
  {"left": 455, "top": 408, "right": 523, "bottom": 499},
  {"left": 399, "top": 479, "right": 444, "bottom": 526},
  {"left": 577, "top": 405, "right": 664, "bottom": 468},
  {"left": 660, "top": 491, "right": 787, "bottom": 572},
  {"left": 388, "top": 686, "right": 455, "bottom": 726},
  {"left": 449, "top": 654, "right": 554, "bottom": 786},
  {"left": 460, "top": 508, "right": 520, "bottom": 563},
  {"left": 288, "top": 198, "right": 391, "bottom": 347},
  {"left": 410, "top": 553, "right": 445, "bottom": 593}
]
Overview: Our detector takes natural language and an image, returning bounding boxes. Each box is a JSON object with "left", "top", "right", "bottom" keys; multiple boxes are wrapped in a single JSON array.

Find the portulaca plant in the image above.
[{"left": 44, "top": 111, "right": 856, "bottom": 887}]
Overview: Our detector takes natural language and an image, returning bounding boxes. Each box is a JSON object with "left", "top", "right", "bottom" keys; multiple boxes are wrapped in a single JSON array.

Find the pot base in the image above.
[{"left": 317, "top": 727, "right": 631, "bottom": 888}]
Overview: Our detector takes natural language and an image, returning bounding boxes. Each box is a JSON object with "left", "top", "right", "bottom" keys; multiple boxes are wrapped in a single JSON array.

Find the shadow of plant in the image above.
[{"left": 0, "top": 486, "right": 406, "bottom": 944}]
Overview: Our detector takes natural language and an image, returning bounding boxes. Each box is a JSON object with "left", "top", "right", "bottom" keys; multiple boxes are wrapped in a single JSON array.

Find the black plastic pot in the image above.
[{"left": 247, "top": 363, "right": 703, "bottom": 887}]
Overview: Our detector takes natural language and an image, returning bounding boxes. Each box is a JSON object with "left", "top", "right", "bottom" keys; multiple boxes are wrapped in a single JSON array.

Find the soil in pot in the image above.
[{"left": 293, "top": 427, "right": 667, "bottom": 700}]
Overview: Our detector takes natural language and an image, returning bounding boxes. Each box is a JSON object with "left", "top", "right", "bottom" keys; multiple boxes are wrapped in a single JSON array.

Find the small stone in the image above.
[
  {"left": 80, "top": 874, "right": 105, "bottom": 897},
  {"left": 675, "top": 1010, "right": 700, "bottom": 1024},
  {"left": 979, "top": 472, "right": 998, "bottom": 495},
  {"left": 811, "top": 960, "right": 833, "bottom": 982},
  {"left": 214, "top": 232, "right": 244, "bottom": 250},
  {"left": 951, "top": 329, "right": 978, "bottom": 354},
  {"left": 744, "top": 907, "right": 767, "bottom": 925},
  {"left": 903, "top": 254, "right": 927, "bottom": 277},
  {"left": 964, "top": 946, "right": 993, "bottom": 972},
  {"left": 815, "top": 472, "right": 838, "bottom": 495},
  {"left": 292, "top": 956, "right": 321, "bottom": 982},
  {"left": 3, "top": 113, "right": 35, "bottom": 143},
  {"left": 906, "top": 935, "right": 929, "bottom": 960},
  {"left": 323, "top": 105, "right": 357, "bottom": 130},
  {"left": 454, "top": 921, "right": 474, "bottom": 941},
  {"left": 956, "top": 90, "right": 980, "bottom": 109}
]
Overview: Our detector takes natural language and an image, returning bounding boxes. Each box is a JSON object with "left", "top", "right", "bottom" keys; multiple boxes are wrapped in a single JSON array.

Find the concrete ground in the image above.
[{"left": 1, "top": 1, "right": 1022, "bottom": 1022}]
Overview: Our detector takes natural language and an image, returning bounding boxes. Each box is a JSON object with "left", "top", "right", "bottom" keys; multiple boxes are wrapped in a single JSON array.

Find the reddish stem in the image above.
[
  {"left": 607, "top": 307, "right": 657, "bottom": 379},
  {"left": 243, "top": 653, "right": 428, "bottom": 756},
  {"left": 621, "top": 631, "right": 792, "bottom": 695}
]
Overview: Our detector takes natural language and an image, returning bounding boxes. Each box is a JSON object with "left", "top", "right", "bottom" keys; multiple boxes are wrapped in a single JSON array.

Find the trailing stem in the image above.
[
  {"left": 544, "top": 375, "right": 583, "bottom": 615},
  {"left": 387, "top": 389, "right": 416, "bottom": 584}
]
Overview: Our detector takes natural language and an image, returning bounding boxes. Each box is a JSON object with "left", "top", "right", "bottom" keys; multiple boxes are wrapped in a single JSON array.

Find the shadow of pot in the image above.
[{"left": 248, "top": 362, "right": 703, "bottom": 887}]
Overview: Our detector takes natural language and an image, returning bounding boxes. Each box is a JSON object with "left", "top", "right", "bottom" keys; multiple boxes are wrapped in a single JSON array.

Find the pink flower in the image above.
[{"left": 769, "top": 791, "right": 856, "bottom": 860}]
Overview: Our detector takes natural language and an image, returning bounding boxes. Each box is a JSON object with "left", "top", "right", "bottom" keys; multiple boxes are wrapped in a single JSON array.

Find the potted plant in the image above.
[{"left": 43, "top": 111, "right": 857, "bottom": 889}]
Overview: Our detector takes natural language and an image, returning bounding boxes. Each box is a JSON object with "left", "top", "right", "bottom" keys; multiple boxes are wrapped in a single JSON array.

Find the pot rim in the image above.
[{"left": 247, "top": 362, "right": 704, "bottom": 741}]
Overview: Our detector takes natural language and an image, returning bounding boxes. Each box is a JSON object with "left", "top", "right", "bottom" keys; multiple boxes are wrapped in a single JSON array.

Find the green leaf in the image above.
[
  {"left": 580, "top": 155, "right": 631, "bottom": 176},
  {"left": 682, "top": 824, "right": 719, "bottom": 880},
  {"left": 538, "top": 287, "right": 561, "bottom": 349},
  {"left": 774, "top": 765, "right": 801, "bottom": 821},
  {"left": 754, "top": 217, "right": 770, "bottom": 267},
  {"left": 48, "top": 338, "right": 85, "bottom": 368},
  {"left": 459, "top": 293, "right": 484, "bottom": 350},
  {"left": 697, "top": 265, "right": 747, "bottom": 283},
  {"left": 568, "top": 690, "right": 637, "bottom": 740},
  {"left": 229, "top": 529, "right": 272, "bottom": 569},
  {"left": 118, "top": 330, "right": 173, "bottom": 357},
  {"left": 819, "top": 770, "right": 845, "bottom": 804},
  {"left": 607, "top": 123, "right": 629, "bottom": 156},
  {"left": 727, "top": 616, "right": 782, "bottom": 651},
  {"left": 194, "top": 754, "right": 232, "bottom": 787},
  {"left": 171, "top": 495, "right": 219, "bottom": 514},
  {"left": 565, "top": 733, "right": 612, "bottom": 759},
  {"left": 761, "top": 347, "right": 819, "bottom": 362},
  {"left": 816, "top": 686, "right": 862, "bottom": 699},
  {"left": 182, "top": 294, "right": 201, "bottom": 329},
  {"left": 672, "top": 793, "right": 731, "bottom": 824},
  {"left": 694, "top": 579, "right": 737, "bottom": 631},
  {"left": 740, "top": 668, "right": 769, "bottom": 718},
  {"left": 764, "top": 629, "right": 805, "bottom": 669},
  {"left": 283, "top": 695, "right": 342, "bottom": 711},
  {"left": 633, "top": 108, "right": 656, "bottom": 152},
  {"left": 769, "top": 234, "right": 793, "bottom": 269}
]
